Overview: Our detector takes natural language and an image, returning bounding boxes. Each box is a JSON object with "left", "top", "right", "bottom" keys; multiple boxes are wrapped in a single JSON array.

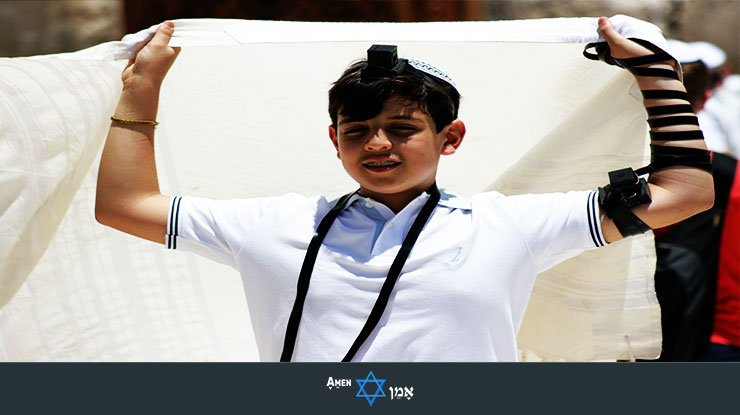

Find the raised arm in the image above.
[
  {"left": 95, "top": 21, "right": 180, "bottom": 244},
  {"left": 596, "top": 17, "right": 714, "bottom": 243}
]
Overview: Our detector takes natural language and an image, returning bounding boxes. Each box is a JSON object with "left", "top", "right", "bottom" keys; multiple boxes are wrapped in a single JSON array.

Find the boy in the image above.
[{"left": 96, "top": 18, "right": 714, "bottom": 361}]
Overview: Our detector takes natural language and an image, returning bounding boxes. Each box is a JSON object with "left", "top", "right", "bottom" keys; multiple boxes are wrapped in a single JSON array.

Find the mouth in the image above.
[{"left": 362, "top": 159, "right": 401, "bottom": 172}]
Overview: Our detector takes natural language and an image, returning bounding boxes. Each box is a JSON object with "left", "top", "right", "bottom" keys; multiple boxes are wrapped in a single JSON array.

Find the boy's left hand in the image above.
[{"left": 596, "top": 16, "right": 656, "bottom": 61}]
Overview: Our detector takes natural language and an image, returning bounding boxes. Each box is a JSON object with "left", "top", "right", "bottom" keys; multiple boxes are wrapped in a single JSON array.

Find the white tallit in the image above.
[{"left": 0, "top": 15, "right": 669, "bottom": 361}]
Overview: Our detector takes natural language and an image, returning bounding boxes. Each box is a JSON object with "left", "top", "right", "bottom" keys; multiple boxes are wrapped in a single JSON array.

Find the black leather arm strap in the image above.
[
  {"left": 600, "top": 145, "right": 712, "bottom": 237},
  {"left": 635, "top": 145, "right": 712, "bottom": 175},
  {"left": 646, "top": 104, "right": 694, "bottom": 117},
  {"left": 583, "top": 38, "right": 672, "bottom": 67},
  {"left": 647, "top": 115, "right": 699, "bottom": 129},
  {"left": 585, "top": 36, "right": 709, "bottom": 238},
  {"left": 598, "top": 168, "right": 652, "bottom": 237},
  {"left": 628, "top": 66, "right": 680, "bottom": 80},
  {"left": 650, "top": 130, "right": 705, "bottom": 141},
  {"left": 641, "top": 89, "right": 690, "bottom": 100}
]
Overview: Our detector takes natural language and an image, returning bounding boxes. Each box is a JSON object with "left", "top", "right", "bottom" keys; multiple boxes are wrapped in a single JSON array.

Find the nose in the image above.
[{"left": 364, "top": 129, "right": 392, "bottom": 152}]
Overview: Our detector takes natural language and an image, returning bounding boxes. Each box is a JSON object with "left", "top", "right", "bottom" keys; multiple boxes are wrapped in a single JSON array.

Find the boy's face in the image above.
[{"left": 329, "top": 98, "right": 464, "bottom": 211}]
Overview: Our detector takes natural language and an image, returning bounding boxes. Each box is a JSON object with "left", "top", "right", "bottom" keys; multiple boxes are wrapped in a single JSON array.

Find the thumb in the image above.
[
  {"left": 597, "top": 16, "right": 622, "bottom": 45},
  {"left": 149, "top": 21, "right": 176, "bottom": 48},
  {"left": 597, "top": 16, "right": 654, "bottom": 59}
]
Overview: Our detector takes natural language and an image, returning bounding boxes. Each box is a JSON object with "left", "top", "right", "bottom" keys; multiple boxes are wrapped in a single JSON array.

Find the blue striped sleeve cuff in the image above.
[
  {"left": 587, "top": 191, "right": 607, "bottom": 247},
  {"left": 166, "top": 196, "right": 183, "bottom": 249}
]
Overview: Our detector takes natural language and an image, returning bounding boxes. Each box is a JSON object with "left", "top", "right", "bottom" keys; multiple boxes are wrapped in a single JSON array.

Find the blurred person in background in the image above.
[
  {"left": 648, "top": 40, "right": 740, "bottom": 361},
  {"left": 693, "top": 41, "right": 740, "bottom": 157},
  {"left": 690, "top": 40, "right": 740, "bottom": 361}
]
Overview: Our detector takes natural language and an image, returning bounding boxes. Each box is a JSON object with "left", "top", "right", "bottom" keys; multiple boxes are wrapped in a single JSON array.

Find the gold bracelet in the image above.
[{"left": 110, "top": 115, "right": 159, "bottom": 126}]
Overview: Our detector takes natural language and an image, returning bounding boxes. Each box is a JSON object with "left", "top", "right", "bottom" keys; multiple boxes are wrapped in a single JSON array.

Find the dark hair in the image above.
[
  {"left": 328, "top": 60, "right": 461, "bottom": 133},
  {"left": 681, "top": 60, "right": 709, "bottom": 110}
]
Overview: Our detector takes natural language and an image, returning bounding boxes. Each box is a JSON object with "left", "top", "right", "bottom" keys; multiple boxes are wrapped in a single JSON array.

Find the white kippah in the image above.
[
  {"left": 406, "top": 58, "right": 459, "bottom": 93},
  {"left": 689, "top": 41, "right": 727, "bottom": 70},
  {"left": 666, "top": 39, "right": 701, "bottom": 64}
]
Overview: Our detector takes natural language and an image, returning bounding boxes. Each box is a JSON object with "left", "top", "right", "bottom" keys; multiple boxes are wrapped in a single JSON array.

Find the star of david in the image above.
[{"left": 355, "top": 371, "right": 386, "bottom": 406}]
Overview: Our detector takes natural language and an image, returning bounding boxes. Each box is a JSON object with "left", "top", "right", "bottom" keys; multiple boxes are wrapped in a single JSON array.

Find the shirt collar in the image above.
[
  {"left": 438, "top": 189, "right": 472, "bottom": 210},
  {"left": 329, "top": 188, "right": 472, "bottom": 211}
]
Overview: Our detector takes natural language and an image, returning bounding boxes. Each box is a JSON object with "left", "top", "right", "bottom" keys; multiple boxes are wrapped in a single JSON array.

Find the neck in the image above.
[{"left": 359, "top": 184, "right": 437, "bottom": 213}]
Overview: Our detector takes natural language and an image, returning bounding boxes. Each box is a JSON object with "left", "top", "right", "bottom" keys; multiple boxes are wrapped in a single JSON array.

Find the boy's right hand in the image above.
[
  {"left": 122, "top": 21, "right": 181, "bottom": 90},
  {"left": 97, "top": 21, "right": 180, "bottom": 244}
]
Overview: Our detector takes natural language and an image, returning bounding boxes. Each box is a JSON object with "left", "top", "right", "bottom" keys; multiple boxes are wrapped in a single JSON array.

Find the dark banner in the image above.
[{"left": 1, "top": 363, "right": 737, "bottom": 413}]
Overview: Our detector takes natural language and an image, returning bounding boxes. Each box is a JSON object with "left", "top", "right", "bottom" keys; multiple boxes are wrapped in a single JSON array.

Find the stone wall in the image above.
[
  {"left": 681, "top": 0, "right": 739, "bottom": 72},
  {"left": 482, "top": 0, "right": 740, "bottom": 71},
  {"left": 0, "top": 0, "right": 124, "bottom": 57}
]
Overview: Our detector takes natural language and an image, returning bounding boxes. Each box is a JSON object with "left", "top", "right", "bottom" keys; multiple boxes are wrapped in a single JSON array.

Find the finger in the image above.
[
  {"left": 597, "top": 16, "right": 652, "bottom": 58},
  {"left": 148, "top": 21, "right": 175, "bottom": 48},
  {"left": 597, "top": 16, "right": 622, "bottom": 45}
]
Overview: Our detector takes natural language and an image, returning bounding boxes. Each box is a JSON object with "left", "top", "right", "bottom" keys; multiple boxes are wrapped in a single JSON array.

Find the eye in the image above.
[
  {"left": 342, "top": 126, "right": 367, "bottom": 136},
  {"left": 389, "top": 124, "right": 418, "bottom": 135}
]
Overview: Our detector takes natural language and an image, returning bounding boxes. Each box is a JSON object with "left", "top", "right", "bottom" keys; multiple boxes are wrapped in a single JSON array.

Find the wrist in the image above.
[
  {"left": 117, "top": 77, "right": 162, "bottom": 118},
  {"left": 115, "top": 88, "right": 160, "bottom": 121},
  {"left": 122, "top": 75, "right": 162, "bottom": 94}
]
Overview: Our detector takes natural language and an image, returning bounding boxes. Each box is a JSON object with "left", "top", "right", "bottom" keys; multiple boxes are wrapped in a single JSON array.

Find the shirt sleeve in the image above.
[
  {"left": 493, "top": 190, "right": 608, "bottom": 272},
  {"left": 165, "top": 193, "right": 310, "bottom": 268}
]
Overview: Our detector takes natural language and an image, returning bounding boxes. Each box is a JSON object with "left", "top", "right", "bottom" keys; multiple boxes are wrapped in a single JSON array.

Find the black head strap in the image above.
[{"left": 281, "top": 185, "right": 441, "bottom": 362}]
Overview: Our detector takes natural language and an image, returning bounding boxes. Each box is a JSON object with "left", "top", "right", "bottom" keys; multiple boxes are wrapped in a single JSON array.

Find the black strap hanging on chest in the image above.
[{"left": 280, "top": 184, "right": 441, "bottom": 362}]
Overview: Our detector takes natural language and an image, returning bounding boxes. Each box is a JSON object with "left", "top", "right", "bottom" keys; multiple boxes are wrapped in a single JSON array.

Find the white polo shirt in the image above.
[{"left": 166, "top": 189, "right": 606, "bottom": 361}]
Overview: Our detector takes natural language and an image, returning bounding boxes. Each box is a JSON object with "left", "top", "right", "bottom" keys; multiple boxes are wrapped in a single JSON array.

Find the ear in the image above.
[
  {"left": 328, "top": 125, "right": 341, "bottom": 159},
  {"left": 440, "top": 120, "right": 466, "bottom": 156}
]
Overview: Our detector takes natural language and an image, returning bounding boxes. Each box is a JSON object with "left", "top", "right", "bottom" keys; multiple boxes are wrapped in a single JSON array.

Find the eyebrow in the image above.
[
  {"left": 338, "top": 114, "right": 423, "bottom": 126},
  {"left": 388, "top": 115, "right": 423, "bottom": 122}
]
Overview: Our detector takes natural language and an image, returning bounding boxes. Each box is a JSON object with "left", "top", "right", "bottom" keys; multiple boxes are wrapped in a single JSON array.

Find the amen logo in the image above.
[
  {"left": 355, "top": 371, "right": 386, "bottom": 406},
  {"left": 326, "top": 377, "right": 352, "bottom": 390},
  {"left": 325, "top": 370, "right": 413, "bottom": 405}
]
